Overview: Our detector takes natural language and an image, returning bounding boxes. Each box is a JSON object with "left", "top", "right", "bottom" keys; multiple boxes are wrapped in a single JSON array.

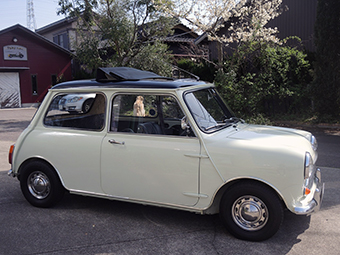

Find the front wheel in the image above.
[
  {"left": 82, "top": 98, "right": 94, "bottom": 113},
  {"left": 20, "top": 161, "right": 65, "bottom": 208},
  {"left": 220, "top": 182, "right": 284, "bottom": 241}
]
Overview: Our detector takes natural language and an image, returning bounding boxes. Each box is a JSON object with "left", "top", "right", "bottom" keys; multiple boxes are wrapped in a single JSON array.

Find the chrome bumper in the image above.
[
  {"left": 294, "top": 168, "right": 324, "bottom": 215},
  {"left": 8, "top": 169, "right": 15, "bottom": 177}
]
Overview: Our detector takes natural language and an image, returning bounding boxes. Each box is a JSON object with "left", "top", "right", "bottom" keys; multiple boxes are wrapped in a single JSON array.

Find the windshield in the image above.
[{"left": 185, "top": 88, "right": 238, "bottom": 132}]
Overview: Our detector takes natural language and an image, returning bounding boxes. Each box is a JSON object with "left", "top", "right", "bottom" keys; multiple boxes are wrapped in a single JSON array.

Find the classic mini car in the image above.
[
  {"left": 8, "top": 67, "right": 324, "bottom": 241},
  {"left": 58, "top": 93, "right": 96, "bottom": 113}
]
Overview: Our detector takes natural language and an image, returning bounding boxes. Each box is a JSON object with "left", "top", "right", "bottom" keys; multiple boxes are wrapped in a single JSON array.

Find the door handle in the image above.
[{"left": 108, "top": 139, "right": 125, "bottom": 145}]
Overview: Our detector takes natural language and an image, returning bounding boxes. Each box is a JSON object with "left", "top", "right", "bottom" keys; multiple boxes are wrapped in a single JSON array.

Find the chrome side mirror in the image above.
[
  {"left": 181, "top": 116, "right": 195, "bottom": 137},
  {"left": 181, "top": 116, "right": 189, "bottom": 130}
]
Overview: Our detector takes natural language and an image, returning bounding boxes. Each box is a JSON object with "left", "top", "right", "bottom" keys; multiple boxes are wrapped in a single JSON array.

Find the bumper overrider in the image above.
[
  {"left": 8, "top": 169, "right": 15, "bottom": 177},
  {"left": 294, "top": 168, "right": 325, "bottom": 215}
]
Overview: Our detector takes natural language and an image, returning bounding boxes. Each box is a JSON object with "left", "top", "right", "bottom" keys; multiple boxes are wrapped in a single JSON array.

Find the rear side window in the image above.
[{"left": 44, "top": 93, "right": 106, "bottom": 131}]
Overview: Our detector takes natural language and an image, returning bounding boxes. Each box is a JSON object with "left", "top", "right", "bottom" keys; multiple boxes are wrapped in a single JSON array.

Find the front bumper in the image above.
[{"left": 294, "top": 168, "right": 324, "bottom": 215}]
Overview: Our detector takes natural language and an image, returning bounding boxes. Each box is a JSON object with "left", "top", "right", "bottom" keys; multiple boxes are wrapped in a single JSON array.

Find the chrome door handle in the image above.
[{"left": 108, "top": 139, "right": 125, "bottom": 145}]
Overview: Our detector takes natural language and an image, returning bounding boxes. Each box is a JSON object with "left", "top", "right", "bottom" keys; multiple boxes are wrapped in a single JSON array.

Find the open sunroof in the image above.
[{"left": 96, "top": 67, "right": 173, "bottom": 81}]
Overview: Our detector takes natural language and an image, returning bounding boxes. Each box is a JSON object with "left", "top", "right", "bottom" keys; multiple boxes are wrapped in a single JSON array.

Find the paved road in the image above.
[
  {"left": 0, "top": 108, "right": 36, "bottom": 172},
  {"left": 0, "top": 108, "right": 339, "bottom": 255}
]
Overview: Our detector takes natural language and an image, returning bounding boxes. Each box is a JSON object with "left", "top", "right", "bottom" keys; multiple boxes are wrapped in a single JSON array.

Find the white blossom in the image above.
[{"left": 155, "top": 0, "right": 284, "bottom": 46}]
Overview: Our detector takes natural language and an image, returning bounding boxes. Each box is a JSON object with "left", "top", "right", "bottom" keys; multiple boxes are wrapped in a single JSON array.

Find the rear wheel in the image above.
[
  {"left": 20, "top": 161, "right": 65, "bottom": 208},
  {"left": 220, "top": 182, "right": 284, "bottom": 241}
]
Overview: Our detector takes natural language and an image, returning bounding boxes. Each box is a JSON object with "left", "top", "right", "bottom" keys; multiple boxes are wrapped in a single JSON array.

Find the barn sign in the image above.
[{"left": 3, "top": 45, "right": 28, "bottom": 61}]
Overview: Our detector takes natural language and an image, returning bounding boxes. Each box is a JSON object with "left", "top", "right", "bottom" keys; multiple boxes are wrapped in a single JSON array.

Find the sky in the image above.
[{"left": 0, "top": 0, "right": 67, "bottom": 31}]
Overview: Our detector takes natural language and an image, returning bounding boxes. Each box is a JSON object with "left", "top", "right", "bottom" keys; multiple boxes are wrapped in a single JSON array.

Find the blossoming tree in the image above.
[{"left": 156, "top": 0, "right": 284, "bottom": 47}]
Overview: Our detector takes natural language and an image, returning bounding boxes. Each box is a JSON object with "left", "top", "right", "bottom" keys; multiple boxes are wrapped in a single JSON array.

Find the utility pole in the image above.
[{"left": 27, "top": 0, "right": 37, "bottom": 31}]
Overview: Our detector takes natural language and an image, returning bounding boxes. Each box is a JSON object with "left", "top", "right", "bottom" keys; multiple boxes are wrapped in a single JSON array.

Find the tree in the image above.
[
  {"left": 58, "top": 0, "right": 176, "bottom": 76},
  {"left": 312, "top": 0, "right": 340, "bottom": 120},
  {"left": 156, "top": 0, "right": 285, "bottom": 48}
]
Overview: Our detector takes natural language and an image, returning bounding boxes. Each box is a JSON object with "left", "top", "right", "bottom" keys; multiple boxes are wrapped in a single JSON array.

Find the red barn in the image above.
[{"left": 0, "top": 24, "right": 72, "bottom": 108}]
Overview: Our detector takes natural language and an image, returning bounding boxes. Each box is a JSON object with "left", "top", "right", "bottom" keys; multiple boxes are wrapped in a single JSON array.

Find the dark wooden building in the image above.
[
  {"left": 0, "top": 24, "right": 72, "bottom": 108},
  {"left": 199, "top": 0, "right": 318, "bottom": 61},
  {"left": 267, "top": 0, "right": 317, "bottom": 52},
  {"left": 164, "top": 24, "right": 208, "bottom": 59}
]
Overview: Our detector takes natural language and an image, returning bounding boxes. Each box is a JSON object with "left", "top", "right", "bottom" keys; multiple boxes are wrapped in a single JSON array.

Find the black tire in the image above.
[
  {"left": 82, "top": 98, "right": 94, "bottom": 113},
  {"left": 219, "top": 181, "right": 284, "bottom": 241},
  {"left": 20, "top": 161, "right": 65, "bottom": 208}
]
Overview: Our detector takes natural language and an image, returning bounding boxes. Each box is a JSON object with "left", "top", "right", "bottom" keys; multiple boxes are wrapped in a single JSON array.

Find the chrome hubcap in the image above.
[
  {"left": 27, "top": 171, "right": 50, "bottom": 199},
  {"left": 232, "top": 195, "right": 268, "bottom": 231}
]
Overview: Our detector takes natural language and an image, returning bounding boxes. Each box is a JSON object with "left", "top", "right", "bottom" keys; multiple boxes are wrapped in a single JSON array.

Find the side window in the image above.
[
  {"left": 162, "top": 96, "right": 184, "bottom": 119},
  {"left": 44, "top": 93, "right": 105, "bottom": 131},
  {"left": 111, "top": 94, "right": 192, "bottom": 136}
]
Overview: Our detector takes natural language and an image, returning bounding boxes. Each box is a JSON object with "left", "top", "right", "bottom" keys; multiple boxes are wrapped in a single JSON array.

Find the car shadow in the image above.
[
  {"left": 0, "top": 174, "right": 314, "bottom": 254},
  {"left": 0, "top": 171, "right": 317, "bottom": 253},
  {"left": 55, "top": 192, "right": 311, "bottom": 251}
]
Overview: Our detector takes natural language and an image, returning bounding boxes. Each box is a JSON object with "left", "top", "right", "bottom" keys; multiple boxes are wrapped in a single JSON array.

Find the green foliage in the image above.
[
  {"left": 214, "top": 40, "right": 313, "bottom": 119},
  {"left": 58, "top": 0, "right": 175, "bottom": 76},
  {"left": 128, "top": 42, "right": 173, "bottom": 77},
  {"left": 312, "top": 0, "right": 340, "bottom": 119},
  {"left": 58, "top": 0, "right": 98, "bottom": 19},
  {"left": 245, "top": 113, "right": 272, "bottom": 125},
  {"left": 176, "top": 59, "right": 216, "bottom": 82},
  {"left": 75, "top": 34, "right": 104, "bottom": 71}
]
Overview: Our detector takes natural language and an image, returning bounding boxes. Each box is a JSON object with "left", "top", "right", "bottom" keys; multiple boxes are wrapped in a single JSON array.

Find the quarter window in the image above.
[{"left": 44, "top": 93, "right": 105, "bottom": 131}]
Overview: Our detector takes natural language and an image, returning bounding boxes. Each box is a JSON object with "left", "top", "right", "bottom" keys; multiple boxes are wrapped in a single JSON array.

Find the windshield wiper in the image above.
[
  {"left": 204, "top": 123, "right": 233, "bottom": 131},
  {"left": 204, "top": 117, "right": 244, "bottom": 132},
  {"left": 224, "top": 117, "right": 245, "bottom": 124}
]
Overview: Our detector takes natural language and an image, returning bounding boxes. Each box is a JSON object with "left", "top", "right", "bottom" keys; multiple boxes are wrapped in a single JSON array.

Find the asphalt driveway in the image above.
[{"left": 0, "top": 108, "right": 339, "bottom": 255}]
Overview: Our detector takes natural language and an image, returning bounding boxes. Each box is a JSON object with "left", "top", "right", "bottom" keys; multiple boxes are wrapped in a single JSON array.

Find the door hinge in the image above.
[
  {"left": 183, "top": 192, "right": 209, "bottom": 198},
  {"left": 184, "top": 153, "right": 209, "bottom": 159}
]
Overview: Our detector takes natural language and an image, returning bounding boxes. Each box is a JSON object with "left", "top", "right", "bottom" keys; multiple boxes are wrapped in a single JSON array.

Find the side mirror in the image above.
[
  {"left": 181, "top": 116, "right": 190, "bottom": 130},
  {"left": 181, "top": 116, "right": 195, "bottom": 137}
]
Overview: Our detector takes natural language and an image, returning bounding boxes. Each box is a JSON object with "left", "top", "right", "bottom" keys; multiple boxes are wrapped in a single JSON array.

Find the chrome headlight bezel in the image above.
[
  {"left": 304, "top": 152, "right": 315, "bottom": 179},
  {"left": 304, "top": 152, "right": 316, "bottom": 191},
  {"left": 310, "top": 135, "right": 318, "bottom": 151}
]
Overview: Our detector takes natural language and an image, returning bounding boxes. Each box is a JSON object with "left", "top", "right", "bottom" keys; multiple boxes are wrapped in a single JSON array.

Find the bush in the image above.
[
  {"left": 176, "top": 59, "right": 216, "bottom": 82},
  {"left": 214, "top": 41, "right": 313, "bottom": 119}
]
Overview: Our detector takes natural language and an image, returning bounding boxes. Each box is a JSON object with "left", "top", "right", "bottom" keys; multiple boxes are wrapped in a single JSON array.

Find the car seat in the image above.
[{"left": 137, "top": 122, "right": 162, "bottom": 134}]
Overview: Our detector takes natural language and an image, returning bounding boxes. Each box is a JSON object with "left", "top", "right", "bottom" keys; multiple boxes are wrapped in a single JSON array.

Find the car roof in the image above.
[
  {"left": 52, "top": 78, "right": 208, "bottom": 89},
  {"left": 52, "top": 67, "right": 207, "bottom": 90}
]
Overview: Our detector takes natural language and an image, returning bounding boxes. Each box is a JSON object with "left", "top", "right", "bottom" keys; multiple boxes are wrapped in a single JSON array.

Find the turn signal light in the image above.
[
  {"left": 8, "top": 145, "right": 14, "bottom": 164},
  {"left": 304, "top": 187, "right": 311, "bottom": 196}
]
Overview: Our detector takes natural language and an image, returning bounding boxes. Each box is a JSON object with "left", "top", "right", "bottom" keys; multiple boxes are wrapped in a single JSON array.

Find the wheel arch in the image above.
[
  {"left": 204, "top": 178, "right": 286, "bottom": 214},
  {"left": 17, "top": 157, "right": 66, "bottom": 190}
]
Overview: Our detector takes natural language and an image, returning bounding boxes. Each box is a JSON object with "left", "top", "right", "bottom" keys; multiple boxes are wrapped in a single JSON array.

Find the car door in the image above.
[
  {"left": 41, "top": 92, "right": 106, "bottom": 193},
  {"left": 100, "top": 94, "right": 201, "bottom": 206}
]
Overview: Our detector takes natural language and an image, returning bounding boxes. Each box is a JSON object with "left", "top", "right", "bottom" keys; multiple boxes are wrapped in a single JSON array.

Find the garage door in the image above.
[{"left": 0, "top": 72, "right": 21, "bottom": 108}]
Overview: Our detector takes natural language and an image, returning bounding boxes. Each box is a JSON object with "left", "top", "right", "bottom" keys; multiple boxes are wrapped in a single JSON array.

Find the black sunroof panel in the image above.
[{"left": 96, "top": 67, "right": 172, "bottom": 81}]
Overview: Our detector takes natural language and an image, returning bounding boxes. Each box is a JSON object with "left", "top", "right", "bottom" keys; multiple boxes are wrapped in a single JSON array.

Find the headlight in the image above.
[
  {"left": 310, "top": 135, "right": 318, "bottom": 151},
  {"left": 68, "top": 96, "right": 83, "bottom": 103},
  {"left": 304, "top": 152, "right": 314, "bottom": 179},
  {"left": 304, "top": 152, "right": 316, "bottom": 195}
]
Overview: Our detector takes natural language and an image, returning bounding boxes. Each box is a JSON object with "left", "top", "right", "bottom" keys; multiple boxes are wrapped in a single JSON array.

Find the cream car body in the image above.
[{"left": 8, "top": 67, "right": 323, "bottom": 241}]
